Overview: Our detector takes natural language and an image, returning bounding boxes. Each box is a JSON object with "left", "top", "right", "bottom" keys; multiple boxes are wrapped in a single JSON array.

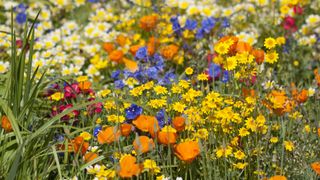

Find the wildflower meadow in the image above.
[{"left": 0, "top": 0, "right": 320, "bottom": 179}]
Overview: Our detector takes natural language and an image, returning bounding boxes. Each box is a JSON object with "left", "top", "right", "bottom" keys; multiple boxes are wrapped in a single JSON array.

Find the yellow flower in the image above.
[
  {"left": 77, "top": 76, "right": 88, "bottom": 82},
  {"left": 276, "top": 37, "right": 286, "bottom": 45},
  {"left": 100, "top": 89, "right": 111, "bottom": 97},
  {"left": 216, "top": 146, "right": 233, "bottom": 158},
  {"left": 234, "top": 150, "right": 246, "bottom": 160},
  {"left": 80, "top": 132, "right": 92, "bottom": 141},
  {"left": 50, "top": 92, "right": 64, "bottom": 101},
  {"left": 233, "top": 162, "right": 248, "bottom": 169},
  {"left": 197, "top": 73, "right": 208, "bottom": 81},
  {"left": 284, "top": 141, "right": 294, "bottom": 151},
  {"left": 185, "top": 67, "right": 194, "bottom": 75},
  {"left": 224, "top": 56, "right": 237, "bottom": 70},
  {"left": 270, "top": 137, "right": 279, "bottom": 143},
  {"left": 148, "top": 99, "right": 167, "bottom": 109},
  {"left": 96, "top": 118, "right": 102, "bottom": 124},
  {"left": 154, "top": 85, "right": 168, "bottom": 95},
  {"left": 172, "top": 102, "right": 186, "bottom": 113},
  {"left": 264, "top": 37, "right": 277, "bottom": 49},
  {"left": 214, "top": 42, "right": 229, "bottom": 55},
  {"left": 239, "top": 127, "right": 250, "bottom": 137},
  {"left": 143, "top": 159, "right": 161, "bottom": 173},
  {"left": 265, "top": 51, "right": 279, "bottom": 64}
]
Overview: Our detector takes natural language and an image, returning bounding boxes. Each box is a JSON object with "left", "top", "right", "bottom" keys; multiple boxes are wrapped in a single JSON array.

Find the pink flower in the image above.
[
  {"left": 293, "top": 5, "right": 303, "bottom": 15},
  {"left": 283, "top": 16, "right": 297, "bottom": 32},
  {"left": 64, "top": 83, "right": 80, "bottom": 99}
]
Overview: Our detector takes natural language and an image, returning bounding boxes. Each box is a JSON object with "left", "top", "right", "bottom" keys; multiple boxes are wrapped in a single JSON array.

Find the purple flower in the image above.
[
  {"left": 16, "top": 12, "right": 27, "bottom": 24},
  {"left": 184, "top": 19, "right": 197, "bottom": 30},
  {"left": 135, "top": 46, "right": 148, "bottom": 60}
]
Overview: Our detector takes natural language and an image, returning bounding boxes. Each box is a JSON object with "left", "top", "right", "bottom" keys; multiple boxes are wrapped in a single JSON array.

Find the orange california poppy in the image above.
[
  {"left": 1, "top": 115, "right": 12, "bottom": 132},
  {"left": 241, "top": 87, "right": 255, "bottom": 97},
  {"left": 109, "top": 50, "right": 124, "bottom": 63},
  {"left": 269, "top": 175, "right": 287, "bottom": 180},
  {"left": 311, "top": 162, "right": 320, "bottom": 175},
  {"left": 161, "top": 44, "right": 179, "bottom": 60},
  {"left": 79, "top": 81, "right": 92, "bottom": 91},
  {"left": 147, "top": 37, "right": 159, "bottom": 56},
  {"left": 120, "top": 123, "right": 132, "bottom": 137},
  {"left": 118, "top": 154, "right": 142, "bottom": 178},
  {"left": 72, "top": 136, "right": 89, "bottom": 155},
  {"left": 251, "top": 49, "right": 265, "bottom": 65},
  {"left": 130, "top": 45, "right": 140, "bottom": 56},
  {"left": 296, "top": 89, "right": 308, "bottom": 103},
  {"left": 139, "top": 15, "right": 157, "bottom": 31},
  {"left": 157, "top": 131, "right": 177, "bottom": 145},
  {"left": 317, "top": 128, "right": 320, "bottom": 137},
  {"left": 174, "top": 141, "right": 200, "bottom": 163},
  {"left": 172, "top": 116, "right": 186, "bottom": 132},
  {"left": 133, "top": 136, "right": 155, "bottom": 154},
  {"left": 236, "top": 41, "right": 252, "bottom": 53},
  {"left": 102, "top": 42, "right": 114, "bottom": 54},
  {"left": 84, "top": 152, "right": 98, "bottom": 163},
  {"left": 132, "top": 115, "right": 159, "bottom": 137},
  {"left": 116, "top": 34, "right": 127, "bottom": 47},
  {"left": 97, "top": 126, "right": 121, "bottom": 144},
  {"left": 123, "top": 58, "right": 138, "bottom": 72}
]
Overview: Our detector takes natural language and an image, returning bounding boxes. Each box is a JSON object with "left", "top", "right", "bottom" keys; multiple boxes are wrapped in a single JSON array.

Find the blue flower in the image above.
[
  {"left": 221, "top": 18, "right": 230, "bottom": 28},
  {"left": 93, "top": 126, "right": 102, "bottom": 137},
  {"left": 184, "top": 19, "right": 197, "bottom": 30},
  {"left": 114, "top": 80, "right": 125, "bottom": 89},
  {"left": 221, "top": 70, "right": 229, "bottom": 83},
  {"left": 170, "top": 16, "right": 182, "bottom": 34},
  {"left": 195, "top": 28, "right": 205, "bottom": 39},
  {"left": 16, "top": 12, "right": 27, "bottom": 24},
  {"left": 14, "top": 3, "right": 27, "bottom": 12},
  {"left": 125, "top": 104, "right": 143, "bottom": 120},
  {"left": 209, "top": 63, "right": 221, "bottom": 79},
  {"left": 201, "top": 17, "right": 216, "bottom": 33},
  {"left": 111, "top": 70, "right": 121, "bottom": 80},
  {"left": 135, "top": 46, "right": 148, "bottom": 60},
  {"left": 88, "top": 0, "right": 99, "bottom": 3},
  {"left": 156, "top": 109, "right": 166, "bottom": 128},
  {"left": 146, "top": 67, "right": 159, "bottom": 80}
]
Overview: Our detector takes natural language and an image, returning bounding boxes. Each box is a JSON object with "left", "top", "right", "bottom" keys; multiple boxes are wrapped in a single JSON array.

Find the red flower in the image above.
[{"left": 293, "top": 5, "right": 303, "bottom": 15}]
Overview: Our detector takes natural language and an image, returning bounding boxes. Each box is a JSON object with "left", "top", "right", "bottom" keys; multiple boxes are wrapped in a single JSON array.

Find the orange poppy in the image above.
[
  {"left": 109, "top": 50, "right": 124, "bottom": 63},
  {"left": 236, "top": 41, "right": 252, "bottom": 53},
  {"left": 147, "top": 37, "right": 159, "bottom": 56},
  {"left": 139, "top": 15, "right": 157, "bottom": 31},
  {"left": 97, "top": 126, "right": 121, "bottom": 144},
  {"left": 174, "top": 141, "right": 200, "bottom": 163},
  {"left": 123, "top": 58, "right": 138, "bottom": 72},
  {"left": 79, "top": 81, "right": 92, "bottom": 91},
  {"left": 311, "top": 162, "right": 320, "bottom": 175},
  {"left": 1, "top": 115, "right": 12, "bottom": 132},
  {"left": 317, "top": 128, "right": 320, "bottom": 137},
  {"left": 172, "top": 116, "right": 186, "bottom": 132},
  {"left": 118, "top": 154, "right": 142, "bottom": 178},
  {"left": 116, "top": 34, "right": 127, "bottom": 47},
  {"left": 269, "top": 175, "right": 287, "bottom": 180},
  {"left": 84, "top": 152, "right": 98, "bottom": 163},
  {"left": 102, "top": 42, "right": 114, "bottom": 54},
  {"left": 241, "top": 87, "right": 255, "bottom": 97},
  {"left": 251, "top": 49, "right": 265, "bottom": 65},
  {"left": 120, "top": 123, "right": 132, "bottom": 137},
  {"left": 132, "top": 115, "right": 159, "bottom": 137},
  {"left": 265, "top": 90, "right": 294, "bottom": 116},
  {"left": 296, "top": 89, "right": 308, "bottom": 103},
  {"left": 72, "top": 136, "right": 89, "bottom": 155},
  {"left": 130, "top": 45, "right": 140, "bottom": 56},
  {"left": 133, "top": 136, "right": 155, "bottom": 154},
  {"left": 161, "top": 44, "right": 179, "bottom": 60},
  {"left": 158, "top": 131, "right": 177, "bottom": 145}
]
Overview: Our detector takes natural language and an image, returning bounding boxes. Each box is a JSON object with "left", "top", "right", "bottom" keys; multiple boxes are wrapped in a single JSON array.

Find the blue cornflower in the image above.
[
  {"left": 16, "top": 12, "right": 27, "bottom": 24},
  {"left": 170, "top": 16, "right": 182, "bottom": 34},
  {"left": 195, "top": 28, "right": 205, "bottom": 39},
  {"left": 135, "top": 46, "right": 148, "bottom": 60},
  {"left": 125, "top": 104, "right": 143, "bottom": 120},
  {"left": 93, "top": 126, "right": 102, "bottom": 137},
  {"left": 146, "top": 67, "right": 159, "bottom": 80},
  {"left": 201, "top": 17, "right": 216, "bottom": 33},
  {"left": 184, "top": 19, "right": 197, "bottom": 30}
]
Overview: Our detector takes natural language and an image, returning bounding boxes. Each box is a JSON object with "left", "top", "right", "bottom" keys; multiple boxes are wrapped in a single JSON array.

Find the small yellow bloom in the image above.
[
  {"left": 197, "top": 73, "right": 208, "bottom": 81},
  {"left": 185, "top": 67, "right": 194, "bottom": 75},
  {"left": 234, "top": 150, "right": 246, "bottom": 160},
  {"left": 264, "top": 37, "right": 277, "bottom": 49},
  {"left": 284, "top": 141, "right": 294, "bottom": 151},
  {"left": 77, "top": 75, "right": 88, "bottom": 82},
  {"left": 50, "top": 92, "right": 64, "bottom": 101},
  {"left": 80, "top": 132, "right": 92, "bottom": 141},
  {"left": 270, "top": 137, "right": 279, "bottom": 143}
]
